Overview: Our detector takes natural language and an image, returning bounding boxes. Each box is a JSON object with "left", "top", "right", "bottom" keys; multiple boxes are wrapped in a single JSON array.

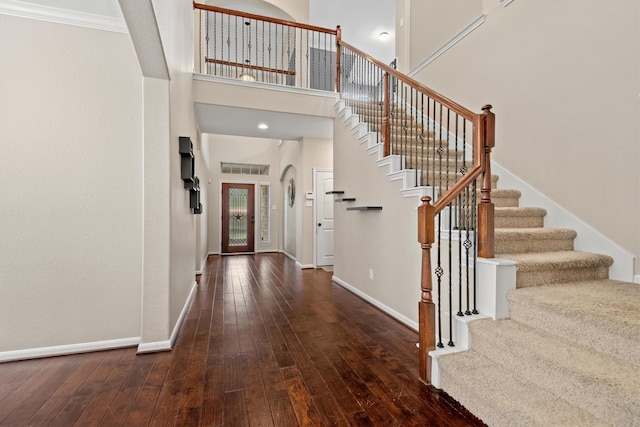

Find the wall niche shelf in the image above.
[
  {"left": 335, "top": 198, "right": 356, "bottom": 202},
  {"left": 179, "top": 136, "right": 202, "bottom": 215},
  {"left": 346, "top": 206, "right": 382, "bottom": 211}
]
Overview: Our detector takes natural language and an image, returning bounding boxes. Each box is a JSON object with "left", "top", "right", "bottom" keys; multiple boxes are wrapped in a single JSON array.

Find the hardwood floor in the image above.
[{"left": 0, "top": 254, "right": 484, "bottom": 426}]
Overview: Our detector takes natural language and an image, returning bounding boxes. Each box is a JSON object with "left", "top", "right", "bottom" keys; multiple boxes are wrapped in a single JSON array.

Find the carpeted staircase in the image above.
[{"left": 337, "top": 100, "right": 640, "bottom": 427}]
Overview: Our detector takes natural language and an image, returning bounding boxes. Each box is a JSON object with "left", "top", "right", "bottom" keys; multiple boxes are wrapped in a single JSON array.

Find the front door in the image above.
[
  {"left": 222, "top": 183, "right": 255, "bottom": 253},
  {"left": 315, "top": 170, "right": 334, "bottom": 267}
]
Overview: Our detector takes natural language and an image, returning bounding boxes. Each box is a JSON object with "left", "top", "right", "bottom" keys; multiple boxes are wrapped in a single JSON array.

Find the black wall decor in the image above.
[{"left": 179, "top": 136, "right": 202, "bottom": 215}]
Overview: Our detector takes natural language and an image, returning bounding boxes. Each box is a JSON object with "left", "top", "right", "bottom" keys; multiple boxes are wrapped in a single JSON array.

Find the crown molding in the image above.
[{"left": 0, "top": 0, "right": 127, "bottom": 33}]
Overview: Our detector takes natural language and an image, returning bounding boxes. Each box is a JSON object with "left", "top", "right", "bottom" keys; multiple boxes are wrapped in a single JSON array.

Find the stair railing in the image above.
[
  {"left": 337, "top": 41, "right": 495, "bottom": 385},
  {"left": 194, "top": 3, "right": 338, "bottom": 90},
  {"left": 193, "top": 2, "right": 495, "bottom": 386}
]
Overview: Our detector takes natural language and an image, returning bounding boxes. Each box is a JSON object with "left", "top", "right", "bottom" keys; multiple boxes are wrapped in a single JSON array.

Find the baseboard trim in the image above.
[
  {"left": 281, "top": 250, "right": 296, "bottom": 262},
  {"left": 296, "top": 262, "right": 314, "bottom": 269},
  {"left": 332, "top": 276, "right": 418, "bottom": 331},
  {"left": 0, "top": 337, "right": 140, "bottom": 363},
  {"left": 0, "top": 0, "right": 128, "bottom": 33},
  {"left": 196, "top": 254, "right": 209, "bottom": 275},
  {"left": 208, "top": 251, "right": 219, "bottom": 256},
  {"left": 408, "top": 15, "right": 486, "bottom": 78},
  {"left": 137, "top": 280, "right": 198, "bottom": 354}
]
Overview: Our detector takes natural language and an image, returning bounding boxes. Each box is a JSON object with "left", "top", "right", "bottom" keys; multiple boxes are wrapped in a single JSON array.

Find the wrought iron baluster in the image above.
[{"left": 436, "top": 211, "right": 444, "bottom": 349}]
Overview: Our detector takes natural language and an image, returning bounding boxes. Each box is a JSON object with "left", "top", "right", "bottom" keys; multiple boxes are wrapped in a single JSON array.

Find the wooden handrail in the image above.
[
  {"left": 193, "top": 2, "right": 338, "bottom": 35},
  {"left": 338, "top": 40, "right": 475, "bottom": 121},
  {"left": 206, "top": 58, "right": 296, "bottom": 76}
]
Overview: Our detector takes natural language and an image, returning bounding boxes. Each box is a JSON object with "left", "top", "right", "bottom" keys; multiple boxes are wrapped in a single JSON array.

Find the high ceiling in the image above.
[{"left": 9, "top": 0, "right": 394, "bottom": 141}]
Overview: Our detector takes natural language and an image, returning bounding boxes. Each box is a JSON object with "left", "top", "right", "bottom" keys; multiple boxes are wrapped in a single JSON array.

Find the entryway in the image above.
[{"left": 221, "top": 183, "right": 255, "bottom": 253}]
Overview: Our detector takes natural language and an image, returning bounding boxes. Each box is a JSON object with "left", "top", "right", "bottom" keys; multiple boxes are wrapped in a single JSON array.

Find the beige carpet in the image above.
[{"left": 437, "top": 176, "right": 639, "bottom": 426}]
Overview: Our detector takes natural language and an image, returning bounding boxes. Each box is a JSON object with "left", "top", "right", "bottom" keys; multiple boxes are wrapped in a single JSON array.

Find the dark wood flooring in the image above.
[{"left": 0, "top": 254, "right": 484, "bottom": 426}]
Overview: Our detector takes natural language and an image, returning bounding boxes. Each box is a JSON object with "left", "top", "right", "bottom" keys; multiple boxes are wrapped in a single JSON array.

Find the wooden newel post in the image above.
[
  {"left": 382, "top": 72, "right": 390, "bottom": 157},
  {"left": 477, "top": 105, "right": 495, "bottom": 259},
  {"left": 335, "top": 26, "right": 341, "bottom": 93},
  {"left": 418, "top": 196, "right": 436, "bottom": 384}
]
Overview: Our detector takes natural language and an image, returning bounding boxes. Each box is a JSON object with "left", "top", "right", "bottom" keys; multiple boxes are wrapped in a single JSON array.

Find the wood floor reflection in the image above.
[{"left": 0, "top": 253, "right": 483, "bottom": 426}]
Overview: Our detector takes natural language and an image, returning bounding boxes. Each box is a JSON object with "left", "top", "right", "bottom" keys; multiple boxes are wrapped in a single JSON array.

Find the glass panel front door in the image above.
[{"left": 222, "top": 183, "right": 255, "bottom": 253}]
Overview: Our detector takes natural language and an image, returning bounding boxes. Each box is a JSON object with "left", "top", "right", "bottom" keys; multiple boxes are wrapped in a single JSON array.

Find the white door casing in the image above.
[{"left": 314, "top": 169, "right": 334, "bottom": 267}]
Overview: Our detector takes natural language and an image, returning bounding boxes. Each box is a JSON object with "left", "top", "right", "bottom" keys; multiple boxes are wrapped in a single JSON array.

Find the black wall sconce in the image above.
[{"left": 179, "top": 136, "right": 202, "bottom": 214}]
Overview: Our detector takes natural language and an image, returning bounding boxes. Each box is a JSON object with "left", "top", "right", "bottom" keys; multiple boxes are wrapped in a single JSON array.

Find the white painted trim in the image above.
[
  {"left": 136, "top": 339, "right": 171, "bottom": 354},
  {"left": 332, "top": 276, "right": 418, "bottom": 331},
  {"left": 196, "top": 254, "right": 209, "bottom": 275},
  {"left": 137, "top": 281, "right": 198, "bottom": 354},
  {"left": 408, "top": 15, "right": 486, "bottom": 78},
  {"left": 208, "top": 251, "right": 220, "bottom": 256},
  {"left": 476, "top": 258, "right": 517, "bottom": 320},
  {"left": 0, "top": 337, "right": 139, "bottom": 363},
  {"left": 281, "top": 250, "right": 297, "bottom": 262},
  {"left": 491, "top": 161, "right": 636, "bottom": 282},
  {"left": 296, "top": 262, "right": 314, "bottom": 269},
  {"left": 256, "top": 249, "right": 280, "bottom": 254},
  {"left": 193, "top": 73, "right": 339, "bottom": 102},
  {"left": 0, "top": 0, "right": 127, "bottom": 33}
]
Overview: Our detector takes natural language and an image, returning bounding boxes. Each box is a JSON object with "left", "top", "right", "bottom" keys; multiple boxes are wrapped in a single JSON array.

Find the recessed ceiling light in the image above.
[
  {"left": 378, "top": 31, "right": 390, "bottom": 41},
  {"left": 258, "top": 123, "right": 268, "bottom": 130}
]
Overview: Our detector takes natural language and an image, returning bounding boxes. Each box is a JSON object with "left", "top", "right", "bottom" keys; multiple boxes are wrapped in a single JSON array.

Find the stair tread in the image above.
[
  {"left": 507, "top": 279, "right": 640, "bottom": 366},
  {"left": 438, "top": 350, "right": 607, "bottom": 427},
  {"left": 498, "top": 250, "right": 613, "bottom": 271},
  {"left": 486, "top": 189, "right": 521, "bottom": 197},
  {"left": 495, "top": 227, "right": 577, "bottom": 240},
  {"left": 469, "top": 318, "right": 640, "bottom": 424},
  {"left": 494, "top": 207, "right": 546, "bottom": 217}
]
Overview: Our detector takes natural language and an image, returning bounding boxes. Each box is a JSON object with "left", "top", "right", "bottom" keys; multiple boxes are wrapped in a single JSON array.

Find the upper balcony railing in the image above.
[
  {"left": 194, "top": 3, "right": 338, "bottom": 90},
  {"left": 194, "top": 2, "right": 495, "bottom": 387}
]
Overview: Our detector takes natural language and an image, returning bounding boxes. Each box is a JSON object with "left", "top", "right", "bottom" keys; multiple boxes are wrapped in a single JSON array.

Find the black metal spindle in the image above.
[
  {"left": 471, "top": 176, "right": 479, "bottom": 315},
  {"left": 455, "top": 113, "right": 465, "bottom": 318},
  {"left": 436, "top": 211, "right": 444, "bottom": 349}
]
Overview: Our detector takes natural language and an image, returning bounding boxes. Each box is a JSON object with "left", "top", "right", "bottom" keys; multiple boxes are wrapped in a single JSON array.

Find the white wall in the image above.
[
  {"left": 309, "top": 0, "right": 395, "bottom": 65},
  {"left": 332, "top": 120, "right": 421, "bottom": 326},
  {"left": 406, "top": 0, "right": 640, "bottom": 271},
  {"left": 266, "top": 0, "right": 309, "bottom": 22},
  {"left": 279, "top": 138, "right": 333, "bottom": 267},
  {"left": 406, "top": 0, "right": 481, "bottom": 70},
  {"left": 152, "top": 0, "right": 202, "bottom": 330},
  {"left": 0, "top": 14, "right": 143, "bottom": 352},
  {"left": 195, "top": 134, "right": 210, "bottom": 272}
]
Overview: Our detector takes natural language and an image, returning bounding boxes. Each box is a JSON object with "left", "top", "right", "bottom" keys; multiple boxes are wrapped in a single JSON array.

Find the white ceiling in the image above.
[
  {"left": 195, "top": 103, "right": 333, "bottom": 140},
  {"left": 309, "top": 0, "right": 395, "bottom": 66}
]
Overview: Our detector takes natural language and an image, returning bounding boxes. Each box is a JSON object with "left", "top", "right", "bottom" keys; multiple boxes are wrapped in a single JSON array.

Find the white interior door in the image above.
[{"left": 315, "top": 170, "right": 334, "bottom": 267}]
